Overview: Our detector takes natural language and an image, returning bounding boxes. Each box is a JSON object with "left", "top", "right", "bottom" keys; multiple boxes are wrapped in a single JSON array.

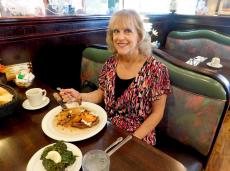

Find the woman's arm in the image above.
[
  {"left": 81, "top": 88, "right": 104, "bottom": 104},
  {"left": 133, "top": 94, "right": 167, "bottom": 139},
  {"left": 60, "top": 88, "right": 104, "bottom": 104}
]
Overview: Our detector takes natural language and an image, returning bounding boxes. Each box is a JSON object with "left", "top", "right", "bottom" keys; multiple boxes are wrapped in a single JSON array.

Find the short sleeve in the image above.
[
  {"left": 98, "top": 57, "right": 114, "bottom": 91},
  {"left": 151, "top": 63, "right": 171, "bottom": 101},
  {"left": 98, "top": 63, "right": 107, "bottom": 91}
]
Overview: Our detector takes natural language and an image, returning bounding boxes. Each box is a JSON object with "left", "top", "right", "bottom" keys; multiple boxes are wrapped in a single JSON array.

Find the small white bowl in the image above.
[{"left": 15, "top": 80, "right": 33, "bottom": 88}]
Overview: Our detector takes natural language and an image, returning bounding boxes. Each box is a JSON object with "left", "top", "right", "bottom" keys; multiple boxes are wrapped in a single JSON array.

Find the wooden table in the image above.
[{"left": 0, "top": 80, "right": 186, "bottom": 171}]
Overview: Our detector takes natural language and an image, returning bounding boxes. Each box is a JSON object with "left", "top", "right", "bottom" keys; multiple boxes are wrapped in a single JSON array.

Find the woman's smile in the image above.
[
  {"left": 117, "top": 42, "right": 128, "bottom": 47},
  {"left": 116, "top": 42, "right": 130, "bottom": 51}
]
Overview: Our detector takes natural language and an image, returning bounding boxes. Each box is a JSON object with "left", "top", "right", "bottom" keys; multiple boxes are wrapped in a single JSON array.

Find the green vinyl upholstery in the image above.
[
  {"left": 167, "top": 30, "right": 230, "bottom": 46},
  {"left": 155, "top": 55, "right": 227, "bottom": 154},
  {"left": 165, "top": 30, "right": 230, "bottom": 59},
  {"left": 155, "top": 55, "right": 228, "bottom": 171},
  {"left": 80, "top": 47, "right": 112, "bottom": 92}
]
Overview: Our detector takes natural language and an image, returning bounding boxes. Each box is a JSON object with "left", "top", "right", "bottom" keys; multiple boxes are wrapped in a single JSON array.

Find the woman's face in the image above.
[{"left": 112, "top": 21, "right": 140, "bottom": 57}]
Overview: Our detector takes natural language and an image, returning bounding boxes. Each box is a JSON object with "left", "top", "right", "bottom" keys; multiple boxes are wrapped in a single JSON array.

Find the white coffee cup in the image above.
[
  {"left": 210, "top": 57, "right": 221, "bottom": 67},
  {"left": 26, "top": 88, "right": 47, "bottom": 107}
]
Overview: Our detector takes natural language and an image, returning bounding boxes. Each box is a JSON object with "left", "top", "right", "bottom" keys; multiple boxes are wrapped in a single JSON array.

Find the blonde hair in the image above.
[{"left": 106, "top": 9, "right": 152, "bottom": 57}]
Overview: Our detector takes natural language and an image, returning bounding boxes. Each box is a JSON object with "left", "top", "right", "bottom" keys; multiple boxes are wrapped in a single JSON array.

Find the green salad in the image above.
[{"left": 40, "top": 141, "right": 76, "bottom": 171}]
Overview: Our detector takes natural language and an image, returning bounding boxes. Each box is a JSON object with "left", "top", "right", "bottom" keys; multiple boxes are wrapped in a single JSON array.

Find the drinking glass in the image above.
[{"left": 82, "top": 150, "right": 110, "bottom": 171}]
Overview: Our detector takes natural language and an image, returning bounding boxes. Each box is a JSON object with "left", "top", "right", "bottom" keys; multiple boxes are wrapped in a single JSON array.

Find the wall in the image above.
[{"left": 0, "top": 14, "right": 229, "bottom": 89}]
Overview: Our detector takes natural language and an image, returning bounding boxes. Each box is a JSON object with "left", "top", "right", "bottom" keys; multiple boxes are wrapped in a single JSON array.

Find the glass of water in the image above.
[{"left": 82, "top": 150, "right": 110, "bottom": 171}]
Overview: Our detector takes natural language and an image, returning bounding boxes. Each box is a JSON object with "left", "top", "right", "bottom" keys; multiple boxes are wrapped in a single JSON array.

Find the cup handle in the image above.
[{"left": 42, "top": 89, "right": 47, "bottom": 100}]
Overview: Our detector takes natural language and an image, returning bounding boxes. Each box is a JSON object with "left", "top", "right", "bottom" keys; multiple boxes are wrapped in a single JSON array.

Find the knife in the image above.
[
  {"left": 53, "top": 92, "right": 68, "bottom": 110},
  {"left": 107, "top": 135, "right": 132, "bottom": 156}
]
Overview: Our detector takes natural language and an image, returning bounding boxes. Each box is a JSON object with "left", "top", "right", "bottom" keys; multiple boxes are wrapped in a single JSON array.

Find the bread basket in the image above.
[{"left": 0, "top": 84, "right": 19, "bottom": 118}]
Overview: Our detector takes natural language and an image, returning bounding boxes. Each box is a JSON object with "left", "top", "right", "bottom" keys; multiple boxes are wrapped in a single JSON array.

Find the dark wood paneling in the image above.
[
  {"left": 0, "top": 16, "right": 109, "bottom": 89},
  {"left": 148, "top": 14, "right": 230, "bottom": 46},
  {"left": 0, "top": 14, "right": 229, "bottom": 89},
  {"left": 32, "top": 29, "right": 106, "bottom": 90},
  {"left": 170, "top": 15, "right": 230, "bottom": 35},
  {"left": 0, "top": 16, "right": 110, "bottom": 38},
  {"left": 147, "top": 15, "right": 172, "bottom": 48}
]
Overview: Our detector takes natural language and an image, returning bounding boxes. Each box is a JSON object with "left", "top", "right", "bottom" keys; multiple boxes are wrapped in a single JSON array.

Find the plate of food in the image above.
[
  {"left": 41, "top": 102, "right": 107, "bottom": 142},
  {"left": 26, "top": 141, "right": 82, "bottom": 171}
]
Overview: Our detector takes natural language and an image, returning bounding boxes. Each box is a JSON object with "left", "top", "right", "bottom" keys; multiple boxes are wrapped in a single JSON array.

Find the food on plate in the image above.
[
  {"left": 40, "top": 141, "right": 76, "bottom": 171},
  {"left": 0, "top": 87, "right": 13, "bottom": 105},
  {"left": 45, "top": 151, "right": 62, "bottom": 163},
  {"left": 0, "top": 64, "right": 5, "bottom": 73},
  {"left": 55, "top": 107, "right": 99, "bottom": 129}
]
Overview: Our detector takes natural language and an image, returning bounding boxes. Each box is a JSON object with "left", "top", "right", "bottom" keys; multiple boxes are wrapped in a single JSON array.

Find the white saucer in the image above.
[
  {"left": 206, "top": 62, "right": 223, "bottom": 69},
  {"left": 22, "top": 97, "right": 50, "bottom": 110}
]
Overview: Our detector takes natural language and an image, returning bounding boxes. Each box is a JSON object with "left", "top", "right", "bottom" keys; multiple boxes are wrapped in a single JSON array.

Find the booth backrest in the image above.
[
  {"left": 155, "top": 56, "right": 228, "bottom": 157},
  {"left": 165, "top": 30, "right": 230, "bottom": 59},
  {"left": 80, "top": 47, "right": 112, "bottom": 91}
]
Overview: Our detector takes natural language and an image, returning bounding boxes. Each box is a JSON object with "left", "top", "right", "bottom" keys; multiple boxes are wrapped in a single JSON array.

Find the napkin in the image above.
[{"left": 186, "top": 56, "right": 208, "bottom": 66}]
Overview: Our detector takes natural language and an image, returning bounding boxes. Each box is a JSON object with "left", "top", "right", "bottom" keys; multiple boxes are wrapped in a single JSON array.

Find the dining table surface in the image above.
[{"left": 0, "top": 79, "right": 186, "bottom": 171}]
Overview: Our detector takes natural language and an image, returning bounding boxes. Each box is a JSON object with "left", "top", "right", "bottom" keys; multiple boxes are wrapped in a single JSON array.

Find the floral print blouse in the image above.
[{"left": 98, "top": 56, "right": 171, "bottom": 145}]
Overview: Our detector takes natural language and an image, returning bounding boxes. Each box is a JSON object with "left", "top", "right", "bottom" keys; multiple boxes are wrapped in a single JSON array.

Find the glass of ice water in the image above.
[{"left": 82, "top": 150, "right": 110, "bottom": 171}]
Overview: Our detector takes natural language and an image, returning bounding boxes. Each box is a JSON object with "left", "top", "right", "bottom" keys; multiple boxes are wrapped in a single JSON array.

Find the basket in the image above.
[{"left": 0, "top": 84, "right": 19, "bottom": 118}]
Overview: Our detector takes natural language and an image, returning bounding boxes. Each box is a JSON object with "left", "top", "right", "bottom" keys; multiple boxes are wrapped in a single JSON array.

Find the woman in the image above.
[{"left": 60, "top": 9, "right": 171, "bottom": 145}]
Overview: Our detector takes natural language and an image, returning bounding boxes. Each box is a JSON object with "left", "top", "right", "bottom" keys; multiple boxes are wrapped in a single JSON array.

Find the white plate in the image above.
[
  {"left": 41, "top": 102, "right": 107, "bottom": 142},
  {"left": 206, "top": 62, "right": 223, "bottom": 68},
  {"left": 26, "top": 142, "right": 82, "bottom": 171},
  {"left": 22, "top": 97, "right": 50, "bottom": 110}
]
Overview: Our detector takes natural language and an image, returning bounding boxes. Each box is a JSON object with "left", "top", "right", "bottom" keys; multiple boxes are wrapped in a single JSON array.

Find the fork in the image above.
[{"left": 53, "top": 92, "right": 68, "bottom": 110}]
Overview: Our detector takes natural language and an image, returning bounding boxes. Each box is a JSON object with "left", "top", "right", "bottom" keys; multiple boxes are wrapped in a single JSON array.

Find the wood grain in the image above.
[{"left": 206, "top": 108, "right": 230, "bottom": 171}]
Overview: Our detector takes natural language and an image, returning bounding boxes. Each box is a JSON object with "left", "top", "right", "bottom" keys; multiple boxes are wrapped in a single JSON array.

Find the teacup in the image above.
[
  {"left": 210, "top": 57, "right": 221, "bottom": 67},
  {"left": 26, "top": 88, "right": 47, "bottom": 107}
]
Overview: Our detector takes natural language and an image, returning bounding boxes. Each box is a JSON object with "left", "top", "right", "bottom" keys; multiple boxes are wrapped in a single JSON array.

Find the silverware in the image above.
[
  {"left": 56, "top": 87, "right": 78, "bottom": 104},
  {"left": 107, "top": 135, "right": 132, "bottom": 156},
  {"left": 104, "top": 137, "right": 123, "bottom": 153},
  {"left": 53, "top": 92, "right": 68, "bottom": 110}
]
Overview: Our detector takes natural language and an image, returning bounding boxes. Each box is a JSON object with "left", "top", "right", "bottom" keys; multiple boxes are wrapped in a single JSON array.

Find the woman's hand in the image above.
[
  {"left": 59, "top": 88, "right": 104, "bottom": 105},
  {"left": 59, "top": 88, "right": 82, "bottom": 104},
  {"left": 133, "top": 94, "right": 167, "bottom": 140}
]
